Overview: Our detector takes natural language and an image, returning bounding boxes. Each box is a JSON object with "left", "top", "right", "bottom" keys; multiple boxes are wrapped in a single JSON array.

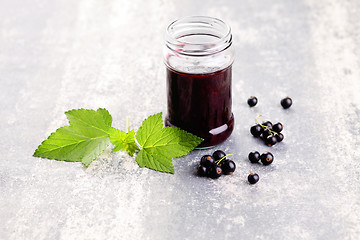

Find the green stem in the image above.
[
  {"left": 255, "top": 114, "right": 278, "bottom": 135},
  {"left": 126, "top": 116, "right": 130, "bottom": 133},
  {"left": 216, "top": 154, "right": 233, "bottom": 165}
]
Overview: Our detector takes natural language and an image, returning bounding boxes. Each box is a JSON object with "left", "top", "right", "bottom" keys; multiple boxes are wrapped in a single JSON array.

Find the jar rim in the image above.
[{"left": 166, "top": 16, "right": 232, "bottom": 56}]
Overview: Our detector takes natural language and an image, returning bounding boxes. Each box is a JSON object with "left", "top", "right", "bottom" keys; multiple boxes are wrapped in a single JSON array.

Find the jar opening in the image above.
[{"left": 166, "top": 16, "right": 232, "bottom": 56}]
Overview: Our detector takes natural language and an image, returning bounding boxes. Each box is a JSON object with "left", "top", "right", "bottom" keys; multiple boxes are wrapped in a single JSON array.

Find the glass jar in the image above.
[{"left": 164, "top": 16, "right": 235, "bottom": 148}]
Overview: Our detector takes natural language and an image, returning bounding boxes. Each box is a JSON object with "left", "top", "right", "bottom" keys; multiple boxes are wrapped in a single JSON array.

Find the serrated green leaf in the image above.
[
  {"left": 135, "top": 113, "right": 203, "bottom": 174},
  {"left": 136, "top": 148, "right": 174, "bottom": 173},
  {"left": 109, "top": 128, "right": 139, "bottom": 156},
  {"left": 135, "top": 112, "right": 163, "bottom": 147},
  {"left": 65, "top": 108, "right": 112, "bottom": 130},
  {"left": 33, "top": 108, "right": 112, "bottom": 167}
]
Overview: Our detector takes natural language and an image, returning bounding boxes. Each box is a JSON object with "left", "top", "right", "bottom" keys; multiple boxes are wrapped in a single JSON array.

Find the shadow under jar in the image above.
[{"left": 164, "top": 16, "right": 235, "bottom": 148}]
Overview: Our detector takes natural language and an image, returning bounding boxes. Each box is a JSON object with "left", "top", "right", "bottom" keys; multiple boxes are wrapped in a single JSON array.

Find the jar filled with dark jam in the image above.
[{"left": 164, "top": 16, "right": 235, "bottom": 148}]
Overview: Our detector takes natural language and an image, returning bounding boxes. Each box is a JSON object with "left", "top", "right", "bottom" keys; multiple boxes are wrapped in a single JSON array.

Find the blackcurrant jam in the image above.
[
  {"left": 165, "top": 66, "right": 234, "bottom": 148},
  {"left": 164, "top": 16, "right": 235, "bottom": 148}
]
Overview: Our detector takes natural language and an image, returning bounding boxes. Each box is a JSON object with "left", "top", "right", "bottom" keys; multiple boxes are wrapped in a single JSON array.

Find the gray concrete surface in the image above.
[{"left": 1, "top": 0, "right": 359, "bottom": 239}]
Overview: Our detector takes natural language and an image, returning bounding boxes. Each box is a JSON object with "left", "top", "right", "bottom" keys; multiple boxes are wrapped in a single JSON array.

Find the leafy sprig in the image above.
[{"left": 33, "top": 109, "right": 203, "bottom": 173}]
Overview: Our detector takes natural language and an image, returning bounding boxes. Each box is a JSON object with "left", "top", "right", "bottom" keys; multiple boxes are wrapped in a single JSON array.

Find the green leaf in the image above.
[
  {"left": 33, "top": 108, "right": 112, "bottom": 167},
  {"left": 109, "top": 128, "right": 139, "bottom": 156},
  {"left": 135, "top": 113, "right": 203, "bottom": 174},
  {"left": 65, "top": 108, "right": 112, "bottom": 130}
]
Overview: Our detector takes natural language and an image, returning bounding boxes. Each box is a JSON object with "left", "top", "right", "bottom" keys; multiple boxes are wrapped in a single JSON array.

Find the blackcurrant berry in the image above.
[
  {"left": 247, "top": 96, "right": 258, "bottom": 107},
  {"left": 272, "top": 122, "right": 283, "bottom": 133},
  {"left": 250, "top": 125, "right": 263, "bottom": 138},
  {"left": 200, "top": 155, "right": 215, "bottom": 167},
  {"left": 265, "top": 135, "right": 277, "bottom": 146},
  {"left": 281, "top": 97, "right": 292, "bottom": 109},
  {"left": 248, "top": 172, "right": 259, "bottom": 184},
  {"left": 212, "top": 150, "right": 226, "bottom": 161},
  {"left": 276, "top": 132, "right": 284, "bottom": 142},
  {"left": 261, "top": 129, "right": 272, "bottom": 141},
  {"left": 262, "top": 121, "right": 273, "bottom": 128},
  {"left": 248, "top": 151, "right": 260, "bottom": 163},
  {"left": 221, "top": 160, "right": 236, "bottom": 175},
  {"left": 196, "top": 165, "right": 207, "bottom": 177},
  {"left": 207, "top": 165, "right": 222, "bottom": 179},
  {"left": 260, "top": 152, "right": 274, "bottom": 165}
]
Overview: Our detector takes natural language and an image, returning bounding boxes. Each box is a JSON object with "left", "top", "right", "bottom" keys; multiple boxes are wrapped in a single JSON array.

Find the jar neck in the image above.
[{"left": 165, "top": 16, "right": 232, "bottom": 56}]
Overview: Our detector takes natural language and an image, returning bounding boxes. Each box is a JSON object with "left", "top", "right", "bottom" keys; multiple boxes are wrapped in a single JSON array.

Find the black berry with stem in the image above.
[
  {"left": 276, "top": 133, "right": 284, "bottom": 142},
  {"left": 196, "top": 165, "right": 207, "bottom": 177},
  {"left": 216, "top": 153, "right": 233, "bottom": 167},
  {"left": 213, "top": 150, "right": 226, "bottom": 161},
  {"left": 248, "top": 151, "right": 261, "bottom": 163},
  {"left": 260, "top": 152, "right": 274, "bottom": 165},
  {"left": 250, "top": 125, "right": 263, "bottom": 138},
  {"left": 221, "top": 160, "right": 236, "bottom": 175},
  {"left": 247, "top": 96, "right": 258, "bottom": 107},
  {"left": 248, "top": 171, "right": 259, "bottom": 184},
  {"left": 261, "top": 129, "right": 272, "bottom": 141},
  {"left": 207, "top": 165, "right": 222, "bottom": 179},
  {"left": 262, "top": 121, "right": 273, "bottom": 128},
  {"left": 265, "top": 135, "right": 277, "bottom": 146},
  {"left": 200, "top": 155, "right": 215, "bottom": 167},
  {"left": 281, "top": 97, "right": 292, "bottom": 109},
  {"left": 272, "top": 122, "right": 283, "bottom": 133}
]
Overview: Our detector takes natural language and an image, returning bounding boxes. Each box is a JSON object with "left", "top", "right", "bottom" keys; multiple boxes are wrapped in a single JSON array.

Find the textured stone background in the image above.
[{"left": 1, "top": 0, "right": 359, "bottom": 239}]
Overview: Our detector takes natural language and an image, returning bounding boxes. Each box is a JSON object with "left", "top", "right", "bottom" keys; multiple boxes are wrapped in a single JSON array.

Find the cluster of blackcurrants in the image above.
[
  {"left": 246, "top": 152, "right": 274, "bottom": 184},
  {"left": 196, "top": 150, "right": 236, "bottom": 179},
  {"left": 246, "top": 96, "right": 291, "bottom": 185},
  {"left": 250, "top": 121, "right": 284, "bottom": 146}
]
